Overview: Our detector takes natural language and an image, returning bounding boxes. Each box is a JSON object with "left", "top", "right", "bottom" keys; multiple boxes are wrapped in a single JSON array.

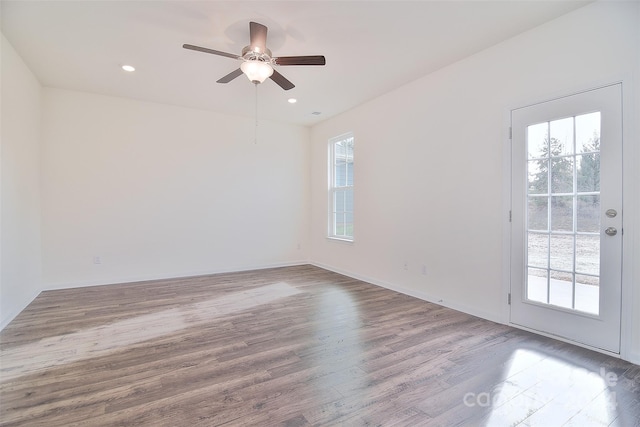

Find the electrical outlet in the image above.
[
  {"left": 403, "top": 262, "right": 408, "bottom": 271},
  {"left": 421, "top": 265, "right": 427, "bottom": 275},
  {"left": 93, "top": 256, "right": 102, "bottom": 265}
]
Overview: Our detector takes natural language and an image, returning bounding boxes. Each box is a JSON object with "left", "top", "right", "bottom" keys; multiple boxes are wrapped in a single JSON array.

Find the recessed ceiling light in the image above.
[
  {"left": 121, "top": 65, "right": 135, "bottom": 72},
  {"left": 288, "top": 98, "right": 297, "bottom": 104}
]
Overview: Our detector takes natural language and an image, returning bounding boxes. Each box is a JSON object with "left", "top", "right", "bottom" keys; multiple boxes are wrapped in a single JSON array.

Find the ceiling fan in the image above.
[{"left": 183, "top": 21, "right": 326, "bottom": 91}]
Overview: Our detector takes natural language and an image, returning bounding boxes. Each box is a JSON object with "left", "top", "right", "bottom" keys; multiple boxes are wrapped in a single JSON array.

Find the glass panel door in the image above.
[{"left": 510, "top": 84, "right": 622, "bottom": 353}]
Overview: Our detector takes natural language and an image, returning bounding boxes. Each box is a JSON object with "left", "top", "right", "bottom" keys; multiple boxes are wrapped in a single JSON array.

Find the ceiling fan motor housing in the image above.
[{"left": 242, "top": 46, "right": 273, "bottom": 63}]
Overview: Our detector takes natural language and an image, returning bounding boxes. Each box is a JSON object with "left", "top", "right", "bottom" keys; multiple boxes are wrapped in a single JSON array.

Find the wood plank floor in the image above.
[{"left": 1, "top": 265, "right": 639, "bottom": 426}]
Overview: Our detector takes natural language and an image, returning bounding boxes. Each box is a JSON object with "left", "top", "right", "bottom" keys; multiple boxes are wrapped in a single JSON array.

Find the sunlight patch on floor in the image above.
[
  {"left": 0, "top": 282, "right": 302, "bottom": 383},
  {"left": 479, "top": 349, "right": 619, "bottom": 426}
]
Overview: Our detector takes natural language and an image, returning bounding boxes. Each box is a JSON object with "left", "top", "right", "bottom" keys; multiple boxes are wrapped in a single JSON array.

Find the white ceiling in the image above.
[{"left": 1, "top": 1, "right": 589, "bottom": 126}]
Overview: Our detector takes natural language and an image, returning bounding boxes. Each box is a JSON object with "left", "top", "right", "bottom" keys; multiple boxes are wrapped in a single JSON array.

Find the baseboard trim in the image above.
[
  {"left": 43, "top": 260, "right": 310, "bottom": 291},
  {"left": 0, "top": 289, "right": 41, "bottom": 331},
  {"left": 311, "top": 262, "right": 503, "bottom": 324}
]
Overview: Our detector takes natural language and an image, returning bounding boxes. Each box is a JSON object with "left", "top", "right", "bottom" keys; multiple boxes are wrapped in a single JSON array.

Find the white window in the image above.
[{"left": 329, "top": 133, "right": 354, "bottom": 240}]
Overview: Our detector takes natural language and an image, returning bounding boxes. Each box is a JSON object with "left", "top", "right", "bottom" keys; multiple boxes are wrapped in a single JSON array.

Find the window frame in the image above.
[{"left": 328, "top": 132, "right": 354, "bottom": 242}]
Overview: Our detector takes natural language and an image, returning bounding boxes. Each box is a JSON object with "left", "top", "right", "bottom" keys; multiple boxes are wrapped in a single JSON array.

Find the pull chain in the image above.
[{"left": 254, "top": 83, "right": 258, "bottom": 144}]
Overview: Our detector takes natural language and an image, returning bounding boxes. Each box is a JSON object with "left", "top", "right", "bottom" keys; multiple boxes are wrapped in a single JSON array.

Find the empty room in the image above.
[{"left": 1, "top": 1, "right": 639, "bottom": 425}]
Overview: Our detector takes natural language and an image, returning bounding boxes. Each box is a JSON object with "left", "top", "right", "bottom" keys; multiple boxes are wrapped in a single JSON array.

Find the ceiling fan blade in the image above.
[
  {"left": 274, "top": 56, "right": 326, "bottom": 66},
  {"left": 183, "top": 44, "right": 240, "bottom": 60},
  {"left": 217, "top": 68, "right": 243, "bottom": 84},
  {"left": 269, "top": 69, "right": 295, "bottom": 90},
  {"left": 249, "top": 22, "right": 268, "bottom": 52}
]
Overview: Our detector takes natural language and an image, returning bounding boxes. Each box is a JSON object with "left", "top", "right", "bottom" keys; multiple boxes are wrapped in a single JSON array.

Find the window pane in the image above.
[
  {"left": 528, "top": 197, "right": 548, "bottom": 230},
  {"left": 550, "top": 117, "right": 574, "bottom": 156},
  {"left": 527, "top": 122, "right": 548, "bottom": 159},
  {"left": 346, "top": 140, "right": 352, "bottom": 155},
  {"left": 334, "top": 190, "right": 345, "bottom": 212},
  {"left": 527, "top": 268, "right": 548, "bottom": 303},
  {"left": 345, "top": 212, "right": 354, "bottom": 237},
  {"left": 528, "top": 233, "right": 548, "bottom": 268},
  {"left": 528, "top": 159, "right": 547, "bottom": 195},
  {"left": 334, "top": 212, "right": 345, "bottom": 236},
  {"left": 576, "top": 235, "right": 599, "bottom": 276},
  {"left": 550, "top": 196, "right": 573, "bottom": 231},
  {"left": 332, "top": 212, "right": 339, "bottom": 233},
  {"left": 345, "top": 188, "right": 354, "bottom": 212},
  {"left": 345, "top": 138, "right": 354, "bottom": 187},
  {"left": 576, "top": 112, "right": 600, "bottom": 154},
  {"left": 345, "top": 137, "right": 354, "bottom": 159},
  {"left": 577, "top": 153, "right": 600, "bottom": 192},
  {"left": 550, "top": 234, "right": 574, "bottom": 271},
  {"left": 577, "top": 195, "right": 600, "bottom": 232},
  {"left": 549, "top": 270, "right": 573, "bottom": 309},
  {"left": 551, "top": 157, "right": 573, "bottom": 194},
  {"left": 335, "top": 160, "right": 347, "bottom": 187}
]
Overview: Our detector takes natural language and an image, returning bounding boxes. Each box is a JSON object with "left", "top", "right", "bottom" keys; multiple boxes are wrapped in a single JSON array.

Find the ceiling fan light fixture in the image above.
[
  {"left": 183, "top": 21, "right": 325, "bottom": 90},
  {"left": 240, "top": 60, "right": 273, "bottom": 84}
]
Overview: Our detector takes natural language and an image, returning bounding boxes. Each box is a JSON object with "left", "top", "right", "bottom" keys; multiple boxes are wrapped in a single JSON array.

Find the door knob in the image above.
[{"left": 605, "top": 227, "right": 617, "bottom": 236}]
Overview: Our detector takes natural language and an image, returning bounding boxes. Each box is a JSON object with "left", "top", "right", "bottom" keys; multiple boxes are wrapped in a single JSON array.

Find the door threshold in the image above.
[{"left": 509, "top": 321, "right": 620, "bottom": 359}]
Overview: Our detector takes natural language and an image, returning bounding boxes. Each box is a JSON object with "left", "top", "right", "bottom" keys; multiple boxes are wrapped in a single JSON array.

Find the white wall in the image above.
[
  {"left": 310, "top": 1, "right": 640, "bottom": 361},
  {"left": 1, "top": 34, "right": 43, "bottom": 328},
  {"left": 41, "top": 89, "right": 310, "bottom": 288}
]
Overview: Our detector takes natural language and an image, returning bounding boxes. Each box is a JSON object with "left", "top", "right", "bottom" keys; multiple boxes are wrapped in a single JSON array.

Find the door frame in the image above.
[{"left": 502, "top": 80, "right": 636, "bottom": 362}]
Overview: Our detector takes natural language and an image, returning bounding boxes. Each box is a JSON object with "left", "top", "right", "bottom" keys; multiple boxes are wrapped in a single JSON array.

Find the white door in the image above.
[{"left": 510, "top": 84, "right": 622, "bottom": 353}]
